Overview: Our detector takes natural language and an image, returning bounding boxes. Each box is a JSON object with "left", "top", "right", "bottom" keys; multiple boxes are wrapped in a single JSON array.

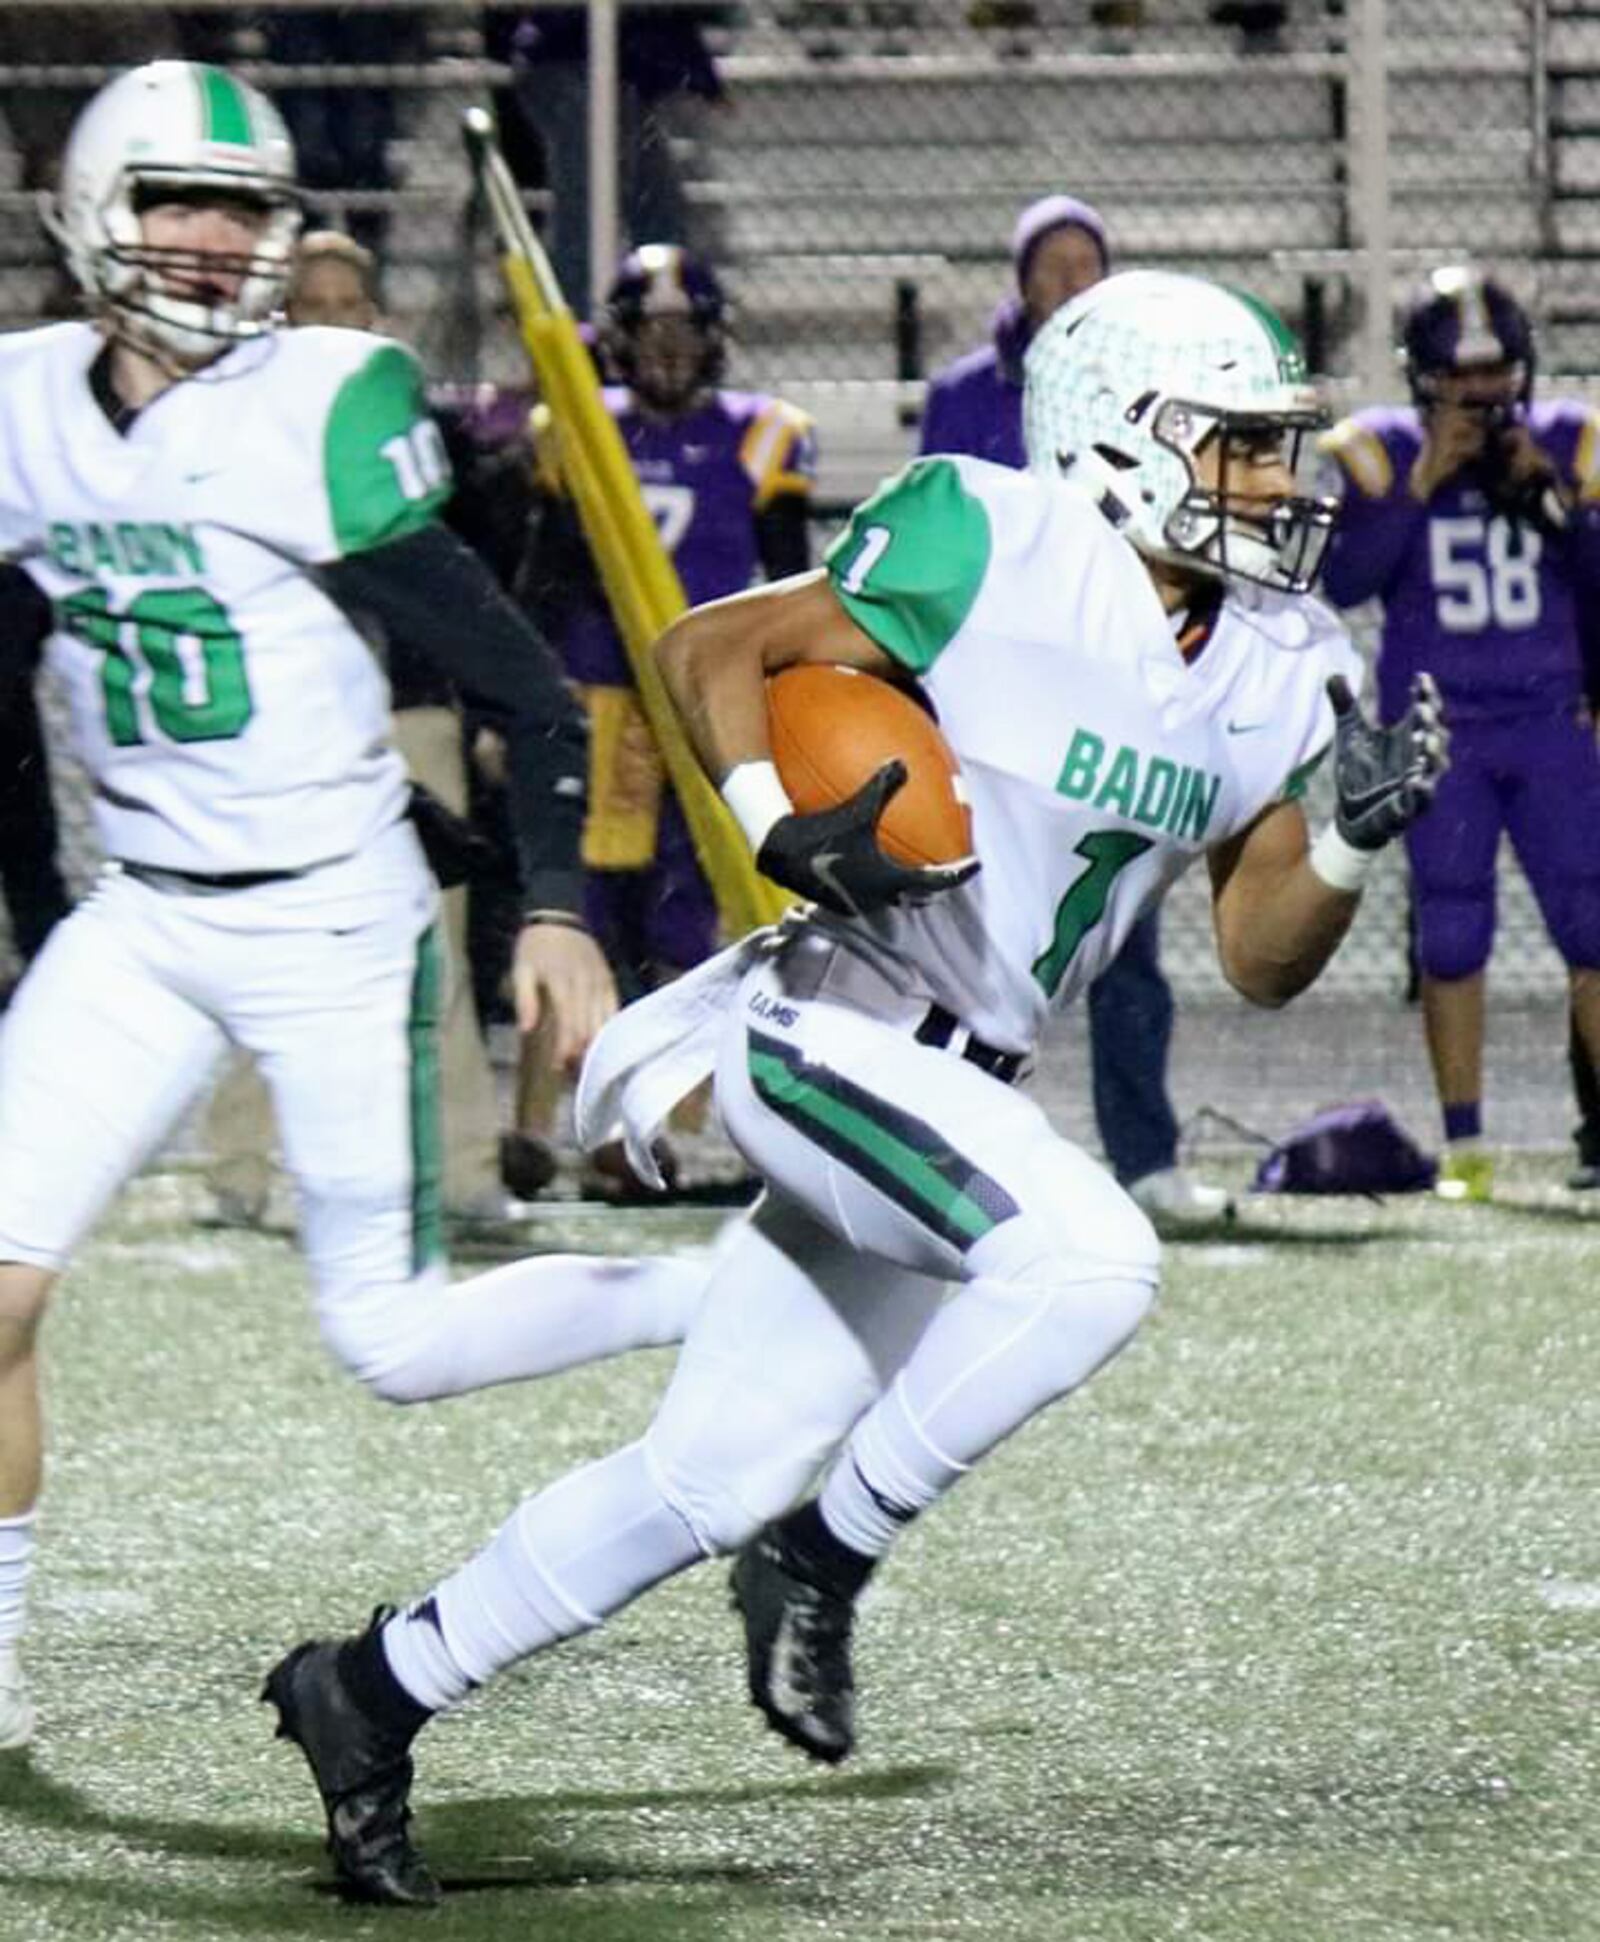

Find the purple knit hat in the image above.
[{"left": 1011, "top": 194, "right": 1110, "bottom": 289}]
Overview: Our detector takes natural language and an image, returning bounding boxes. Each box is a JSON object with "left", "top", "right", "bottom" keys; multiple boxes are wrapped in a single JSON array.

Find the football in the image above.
[{"left": 766, "top": 664, "right": 974, "bottom": 867}]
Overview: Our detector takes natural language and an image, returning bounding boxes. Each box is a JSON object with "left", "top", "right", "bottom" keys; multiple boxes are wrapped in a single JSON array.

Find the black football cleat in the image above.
[
  {"left": 499, "top": 1130, "right": 559, "bottom": 1201},
  {"left": 730, "top": 1526, "right": 857, "bottom": 1765},
  {"left": 261, "top": 1610, "right": 441, "bottom": 1908}
]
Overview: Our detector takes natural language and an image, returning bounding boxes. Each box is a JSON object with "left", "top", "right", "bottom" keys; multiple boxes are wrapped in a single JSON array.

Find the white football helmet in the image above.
[
  {"left": 1023, "top": 270, "right": 1336, "bottom": 594},
  {"left": 47, "top": 60, "right": 301, "bottom": 364}
]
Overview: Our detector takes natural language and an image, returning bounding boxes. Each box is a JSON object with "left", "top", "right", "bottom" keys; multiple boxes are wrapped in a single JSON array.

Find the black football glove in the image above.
[
  {"left": 756, "top": 760, "right": 980, "bottom": 918},
  {"left": 1326, "top": 671, "right": 1450, "bottom": 850}
]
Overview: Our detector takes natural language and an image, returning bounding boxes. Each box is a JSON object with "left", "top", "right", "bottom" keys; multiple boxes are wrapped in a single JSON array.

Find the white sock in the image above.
[
  {"left": 818, "top": 1270, "right": 1151, "bottom": 1559},
  {"left": 0, "top": 1511, "right": 37, "bottom": 1653},
  {"left": 382, "top": 1439, "right": 701, "bottom": 1710},
  {"left": 818, "top": 1379, "right": 967, "bottom": 1558}
]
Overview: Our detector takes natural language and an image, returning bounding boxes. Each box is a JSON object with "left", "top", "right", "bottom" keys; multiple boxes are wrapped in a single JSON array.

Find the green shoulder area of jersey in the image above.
[
  {"left": 824, "top": 456, "right": 992, "bottom": 673},
  {"left": 324, "top": 341, "right": 453, "bottom": 557}
]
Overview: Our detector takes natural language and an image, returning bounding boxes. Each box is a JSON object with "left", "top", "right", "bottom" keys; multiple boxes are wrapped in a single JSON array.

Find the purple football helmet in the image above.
[
  {"left": 602, "top": 243, "right": 727, "bottom": 413},
  {"left": 1400, "top": 264, "right": 1534, "bottom": 415}
]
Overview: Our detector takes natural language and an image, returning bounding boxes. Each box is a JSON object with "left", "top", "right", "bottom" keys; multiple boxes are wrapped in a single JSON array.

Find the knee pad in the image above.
[
  {"left": 1415, "top": 890, "right": 1495, "bottom": 982},
  {"left": 315, "top": 1267, "right": 453, "bottom": 1405},
  {"left": 965, "top": 1197, "right": 1159, "bottom": 1409},
  {"left": 974, "top": 1178, "right": 1162, "bottom": 1294}
]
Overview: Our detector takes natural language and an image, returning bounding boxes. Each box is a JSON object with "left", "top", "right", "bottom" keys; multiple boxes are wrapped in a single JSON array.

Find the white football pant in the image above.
[
  {"left": 390, "top": 928, "right": 1162, "bottom": 1698},
  {"left": 0, "top": 824, "right": 470, "bottom": 1397}
]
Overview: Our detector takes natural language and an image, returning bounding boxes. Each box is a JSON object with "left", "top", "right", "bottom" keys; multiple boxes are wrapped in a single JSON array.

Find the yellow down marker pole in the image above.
[{"left": 461, "top": 108, "right": 790, "bottom": 935}]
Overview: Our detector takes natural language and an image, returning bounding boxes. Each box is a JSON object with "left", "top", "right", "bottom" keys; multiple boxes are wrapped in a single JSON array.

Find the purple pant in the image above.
[
  {"left": 1406, "top": 709, "right": 1600, "bottom": 980},
  {"left": 584, "top": 792, "right": 719, "bottom": 995}
]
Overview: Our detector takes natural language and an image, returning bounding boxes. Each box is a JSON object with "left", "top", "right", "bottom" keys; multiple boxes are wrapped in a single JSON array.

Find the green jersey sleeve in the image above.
[
  {"left": 323, "top": 343, "right": 453, "bottom": 557},
  {"left": 824, "top": 457, "right": 992, "bottom": 673}
]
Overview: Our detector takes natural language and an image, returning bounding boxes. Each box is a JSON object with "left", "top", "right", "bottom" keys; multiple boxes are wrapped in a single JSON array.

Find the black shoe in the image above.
[
  {"left": 730, "top": 1527, "right": 856, "bottom": 1764},
  {"left": 500, "top": 1130, "right": 559, "bottom": 1201},
  {"left": 261, "top": 1609, "right": 441, "bottom": 1907},
  {"left": 1569, "top": 1160, "right": 1600, "bottom": 1191}
]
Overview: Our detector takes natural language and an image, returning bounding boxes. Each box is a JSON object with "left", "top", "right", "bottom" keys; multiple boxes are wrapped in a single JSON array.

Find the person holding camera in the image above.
[{"left": 1321, "top": 264, "right": 1600, "bottom": 1199}]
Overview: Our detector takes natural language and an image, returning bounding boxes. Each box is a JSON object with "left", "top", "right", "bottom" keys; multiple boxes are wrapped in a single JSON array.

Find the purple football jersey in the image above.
[
  {"left": 1321, "top": 399, "right": 1600, "bottom": 723},
  {"left": 558, "top": 387, "right": 817, "bottom": 685}
]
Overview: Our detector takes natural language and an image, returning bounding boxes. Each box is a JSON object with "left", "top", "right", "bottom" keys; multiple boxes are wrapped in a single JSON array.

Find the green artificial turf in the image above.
[{"left": 2, "top": 1163, "right": 1597, "bottom": 1940}]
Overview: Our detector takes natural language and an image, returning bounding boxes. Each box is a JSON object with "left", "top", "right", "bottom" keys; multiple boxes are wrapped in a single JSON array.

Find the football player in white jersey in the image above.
[
  {"left": 263, "top": 272, "right": 1448, "bottom": 1906},
  {"left": 0, "top": 60, "right": 740, "bottom": 1754}
]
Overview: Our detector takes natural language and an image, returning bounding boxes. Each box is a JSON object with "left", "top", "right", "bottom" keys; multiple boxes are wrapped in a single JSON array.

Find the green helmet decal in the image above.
[
  {"left": 194, "top": 64, "right": 255, "bottom": 148},
  {"left": 1224, "top": 285, "right": 1309, "bottom": 385}
]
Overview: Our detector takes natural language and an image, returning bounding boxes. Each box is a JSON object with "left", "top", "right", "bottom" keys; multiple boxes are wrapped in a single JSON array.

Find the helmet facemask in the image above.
[
  {"left": 72, "top": 174, "right": 300, "bottom": 368},
  {"left": 626, "top": 314, "right": 720, "bottom": 414},
  {"left": 602, "top": 244, "right": 727, "bottom": 416},
  {"left": 1154, "top": 401, "right": 1336, "bottom": 595}
]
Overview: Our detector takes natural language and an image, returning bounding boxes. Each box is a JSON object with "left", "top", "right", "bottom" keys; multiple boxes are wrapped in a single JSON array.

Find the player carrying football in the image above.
[{"left": 263, "top": 272, "right": 1448, "bottom": 1905}]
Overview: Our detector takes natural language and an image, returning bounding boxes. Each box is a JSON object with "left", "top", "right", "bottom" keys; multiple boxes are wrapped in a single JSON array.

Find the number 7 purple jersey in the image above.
[{"left": 557, "top": 386, "right": 817, "bottom": 686}]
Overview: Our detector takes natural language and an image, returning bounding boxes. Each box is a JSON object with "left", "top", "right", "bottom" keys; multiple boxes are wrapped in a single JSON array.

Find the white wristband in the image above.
[
  {"left": 1309, "top": 822, "right": 1378, "bottom": 894},
  {"left": 720, "top": 759, "right": 794, "bottom": 854}
]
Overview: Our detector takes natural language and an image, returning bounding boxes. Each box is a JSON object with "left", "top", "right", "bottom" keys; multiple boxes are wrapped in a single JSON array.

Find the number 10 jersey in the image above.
[{"left": 0, "top": 320, "right": 452, "bottom": 876}]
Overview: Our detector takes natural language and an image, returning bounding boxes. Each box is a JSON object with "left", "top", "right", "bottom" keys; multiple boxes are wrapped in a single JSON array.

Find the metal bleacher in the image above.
[
  {"left": 0, "top": 0, "right": 1582, "bottom": 1004},
  {"left": 689, "top": 0, "right": 1553, "bottom": 492}
]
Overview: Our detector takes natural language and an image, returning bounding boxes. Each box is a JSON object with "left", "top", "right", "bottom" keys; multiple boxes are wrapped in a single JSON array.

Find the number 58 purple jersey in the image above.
[{"left": 1319, "top": 399, "right": 1600, "bottom": 726}]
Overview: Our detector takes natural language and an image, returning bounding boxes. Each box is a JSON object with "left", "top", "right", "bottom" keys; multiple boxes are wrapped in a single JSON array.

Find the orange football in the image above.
[{"left": 766, "top": 664, "right": 973, "bottom": 868}]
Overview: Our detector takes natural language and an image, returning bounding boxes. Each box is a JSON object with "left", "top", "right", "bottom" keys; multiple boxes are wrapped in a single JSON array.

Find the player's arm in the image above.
[
  {"left": 1208, "top": 673, "right": 1449, "bottom": 1007},
  {"left": 746, "top": 399, "right": 816, "bottom": 582},
  {"left": 753, "top": 494, "right": 810, "bottom": 581},
  {"left": 1557, "top": 413, "right": 1600, "bottom": 704},
  {"left": 315, "top": 340, "right": 614, "bottom": 1062},
  {"left": 1207, "top": 799, "right": 1360, "bottom": 1007},
  {"left": 662, "top": 456, "right": 986, "bottom": 916},
  {"left": 322, "top": 525, "right": 614, "bottom": 1060},
  {"left": 657, "top": 570, "right": 974, "bottom": 916},
  {"left": 658, "top": 567, "right": 888, "bottom": 775},
  {"left": 0, "top": 562, "right": 51, "bottom": 679}
]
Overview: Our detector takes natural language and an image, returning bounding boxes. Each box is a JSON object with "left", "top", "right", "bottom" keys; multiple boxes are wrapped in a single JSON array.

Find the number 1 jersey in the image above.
[
  {"left": 0, "top": 320, "right": 450, "bottom": 874},
  {"left": 821, "top": 456, "right": 1361, "bottom": 1053}
]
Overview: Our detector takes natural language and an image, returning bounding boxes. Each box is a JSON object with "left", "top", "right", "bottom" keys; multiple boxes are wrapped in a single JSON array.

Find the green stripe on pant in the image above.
[
  {"left": 408, "top": 923, "right": 444, "bottom": 1270},
  {"left": 747, "top": 1029, "right": 1018, "bottom": 1252}
]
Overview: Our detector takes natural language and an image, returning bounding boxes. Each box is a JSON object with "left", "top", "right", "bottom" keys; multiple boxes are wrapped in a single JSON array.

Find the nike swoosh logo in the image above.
[
  {"left": 1226, "top": 719, "right": 1267, "bottom": 735},
  {"left": 809, "top": 852, "right": 860, "bottom": 915},
  {"left": 185, "top": 469, "right": 222, "bottom": 484}
]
